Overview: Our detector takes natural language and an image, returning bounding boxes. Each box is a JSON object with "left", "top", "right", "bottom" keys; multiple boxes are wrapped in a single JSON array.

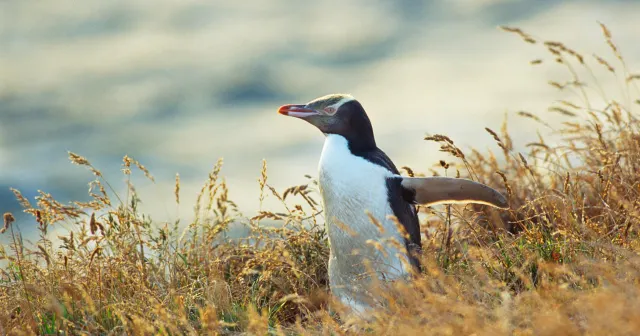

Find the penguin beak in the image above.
[{"left": 278, "top": 104, "right": 320, "bottom": 118}]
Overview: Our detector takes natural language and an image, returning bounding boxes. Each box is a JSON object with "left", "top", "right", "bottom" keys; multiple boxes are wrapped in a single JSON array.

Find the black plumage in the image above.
[
  {"left": 328, "top": 100, "right": 423, "bottom": 269},
  {"left": 278, "top": 94, "right": 509, "bottom": 313}
]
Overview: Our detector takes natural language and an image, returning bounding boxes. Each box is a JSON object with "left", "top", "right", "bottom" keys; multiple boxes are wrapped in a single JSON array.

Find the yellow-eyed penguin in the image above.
[{"left": 278, "top": 94, "right": 508, "bottom": 314}]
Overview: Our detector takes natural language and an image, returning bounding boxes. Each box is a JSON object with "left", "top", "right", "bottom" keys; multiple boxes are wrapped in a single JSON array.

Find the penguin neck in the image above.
[
  {"left": 345, "top": 130, "right": 376, "bottom": 154},
  {"left": 334, "top": 114, "right": 377, "bottom": 154}
]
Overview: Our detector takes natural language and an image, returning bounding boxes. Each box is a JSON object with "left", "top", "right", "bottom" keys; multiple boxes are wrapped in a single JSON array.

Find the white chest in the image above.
[
  {"left": 318, "top": 135, "right": 392, "bottom": 233},
  {"left": 317, "top": 135, "right": 409, "bottom": 280}
]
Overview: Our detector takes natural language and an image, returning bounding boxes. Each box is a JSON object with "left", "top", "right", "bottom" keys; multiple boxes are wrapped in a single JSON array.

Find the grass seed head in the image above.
[{"left": 1, "top": 212, "right": 15, "bottom": 234}]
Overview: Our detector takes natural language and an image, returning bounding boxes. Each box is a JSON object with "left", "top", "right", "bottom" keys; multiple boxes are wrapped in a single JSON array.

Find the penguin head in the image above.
[{"left": 278, "top": 94, "right": 375, "bottom": 147}]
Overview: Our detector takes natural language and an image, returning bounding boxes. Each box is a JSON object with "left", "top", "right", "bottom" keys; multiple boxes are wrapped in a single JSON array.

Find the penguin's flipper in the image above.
[{"left": 398, "top": 176, "right": 509, "bottom": 209}]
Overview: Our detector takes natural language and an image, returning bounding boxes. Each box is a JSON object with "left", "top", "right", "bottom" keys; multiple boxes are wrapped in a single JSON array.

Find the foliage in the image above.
[{"left": 2, "top": 24, "right": 640, "bottom": 335}]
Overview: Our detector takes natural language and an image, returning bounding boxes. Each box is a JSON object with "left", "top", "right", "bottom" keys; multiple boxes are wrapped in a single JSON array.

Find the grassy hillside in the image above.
[{"left": 2, "top": 25, "right": 640, "bottom": 335}]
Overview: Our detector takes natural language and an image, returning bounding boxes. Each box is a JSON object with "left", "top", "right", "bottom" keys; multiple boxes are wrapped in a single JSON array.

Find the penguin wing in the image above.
[{"left": 397, "top": 176, "right": 509, "bottom": 209}]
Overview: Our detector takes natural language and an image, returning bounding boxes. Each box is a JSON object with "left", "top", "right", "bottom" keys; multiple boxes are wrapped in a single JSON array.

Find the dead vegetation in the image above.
[{"left": 2, "top": 24, "right": 640, "bottom": 335}]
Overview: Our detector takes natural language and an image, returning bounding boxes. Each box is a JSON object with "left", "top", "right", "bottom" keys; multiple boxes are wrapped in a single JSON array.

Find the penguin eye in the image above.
[{"left": 324, "top": 107, "right": 336, "bottom": 114}]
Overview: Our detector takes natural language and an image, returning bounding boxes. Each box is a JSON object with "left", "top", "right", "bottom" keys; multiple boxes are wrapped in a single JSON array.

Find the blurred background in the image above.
[{"left": 1, "top": 0, "right": 639, "bottom": 243}]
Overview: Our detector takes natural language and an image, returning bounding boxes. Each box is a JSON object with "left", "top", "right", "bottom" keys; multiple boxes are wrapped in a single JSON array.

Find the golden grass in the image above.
[{"left": 2, "top": 25, "right": 640, "bottom": 335}]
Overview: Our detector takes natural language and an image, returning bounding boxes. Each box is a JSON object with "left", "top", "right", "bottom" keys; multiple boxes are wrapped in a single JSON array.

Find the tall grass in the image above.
[{"left": 2, "top": 25, "right": 640, "bottom": 335}]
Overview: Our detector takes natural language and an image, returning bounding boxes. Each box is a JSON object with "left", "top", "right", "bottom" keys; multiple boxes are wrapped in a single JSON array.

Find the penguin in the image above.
[{"left": 278, "top": 93, "right": 508, "bottom": 314}]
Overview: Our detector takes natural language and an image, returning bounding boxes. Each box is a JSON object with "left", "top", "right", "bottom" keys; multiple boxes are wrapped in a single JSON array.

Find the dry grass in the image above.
[{"left": 2, "top": 25, "right": 640, "bottom": 335}]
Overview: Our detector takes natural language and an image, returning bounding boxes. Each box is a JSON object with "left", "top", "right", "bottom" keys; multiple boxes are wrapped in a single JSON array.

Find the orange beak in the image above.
[{"left": 277, "top": 104, "right": 319, "bottom": 118}]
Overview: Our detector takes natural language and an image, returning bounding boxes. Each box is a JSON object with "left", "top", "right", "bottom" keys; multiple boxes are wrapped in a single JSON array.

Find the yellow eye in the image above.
[{"left": 324, "top": 107, "right": 336, "bottom": 114}]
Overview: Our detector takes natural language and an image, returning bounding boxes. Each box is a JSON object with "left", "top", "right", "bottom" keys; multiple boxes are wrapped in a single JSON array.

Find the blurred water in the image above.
[{"left": 1, "top": 0, "right": 639, "bottom": 244}]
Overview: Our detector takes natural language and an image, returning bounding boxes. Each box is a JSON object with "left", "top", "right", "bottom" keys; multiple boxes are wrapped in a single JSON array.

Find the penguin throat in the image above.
[{"left": 324, "top": 131, "right": 376, "bottom": 153}]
